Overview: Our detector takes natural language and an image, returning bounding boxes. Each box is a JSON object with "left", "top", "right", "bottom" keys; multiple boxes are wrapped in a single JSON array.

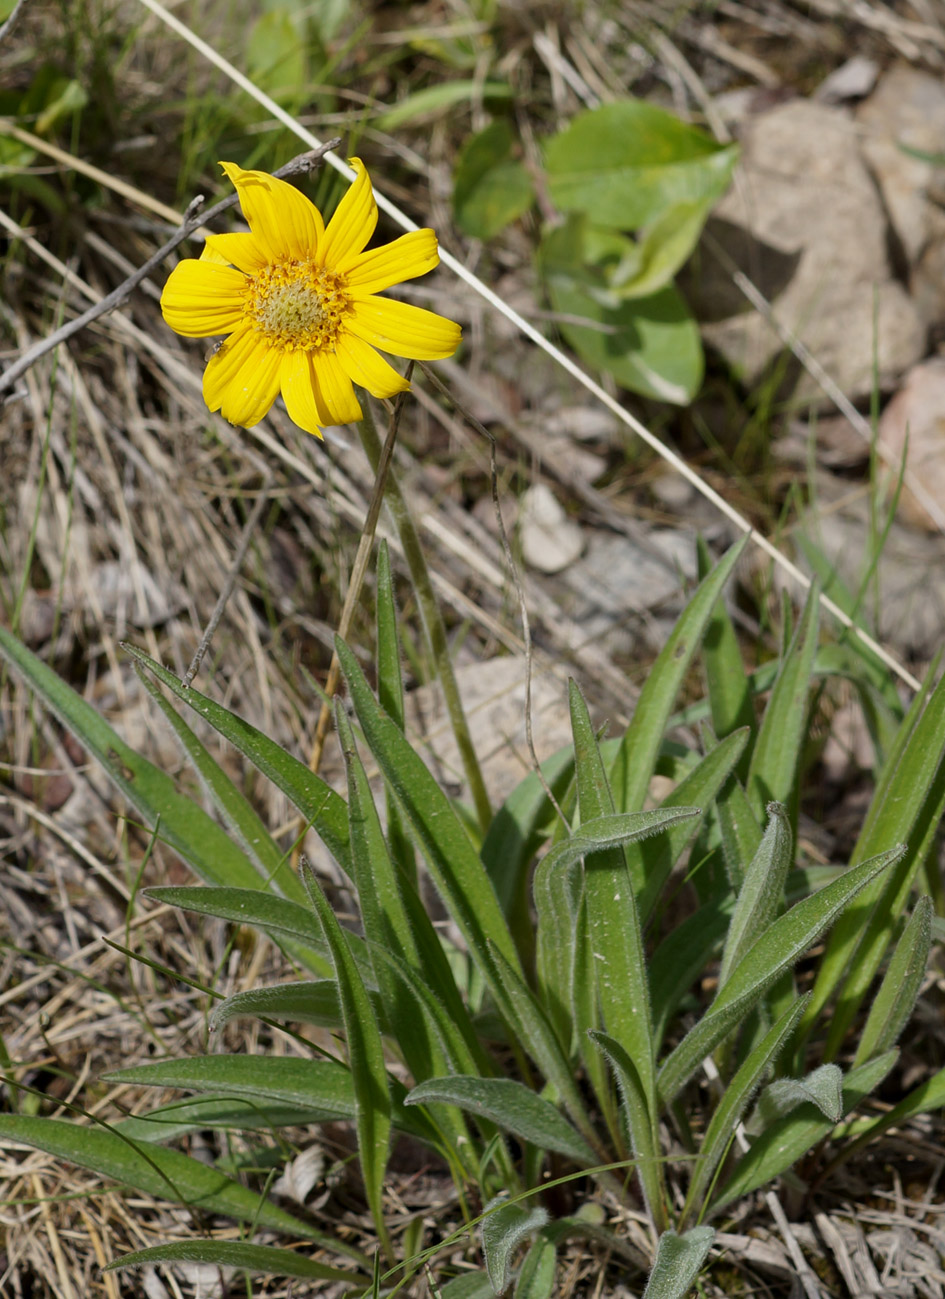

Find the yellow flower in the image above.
[{"left": 160, "top": 158, "right": 461, "bottom": 437}]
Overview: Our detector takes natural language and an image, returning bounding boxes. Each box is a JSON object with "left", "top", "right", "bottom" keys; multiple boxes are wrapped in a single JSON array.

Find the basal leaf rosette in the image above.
[{"left": 161, "top": 158, "right": 461, "bottom": 437}]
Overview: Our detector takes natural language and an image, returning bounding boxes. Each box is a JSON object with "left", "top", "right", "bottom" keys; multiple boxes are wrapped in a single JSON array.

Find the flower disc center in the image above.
[{"left": 247, "top": 263, "right": 349, "bottom": 351}]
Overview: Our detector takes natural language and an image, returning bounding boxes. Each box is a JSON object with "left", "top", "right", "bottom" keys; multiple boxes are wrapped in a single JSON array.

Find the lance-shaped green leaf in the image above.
[
  {"left": 609, "top": 535, "right": 748, "bottom": 815},
  {"left": 716, "top": 778, "right": 762, "bottom": 891},
  {"left": 302, "top": 862, "right": 393, "bottom": 1259},
  {"left": 123, "top": 643, "right": 350, "bottom": 876},
  {"left": 481, "top": 1198, "right": 549, "bottom": 1297},
  {"left": 590, "top": 1031, "right": 665, "bottom": 1229},
  {"left": 105, "top": 1055, "right": 356, "bottom": 1115},
  {"left": 752, "top": 1064, "right": 843, "bottom": 1128},
  {"left": 534, "top": 848, "right": 581, "bottom": 1054},
  {"left": 209, "top": 979, "right": 383, "bottom": 1033},
  {"left": 374, "top": 541, "right": 416, "bottom": 888},
  {"left": 718, "top": 802, "right": 793, "bottom": 990},
  {"left": 697, "top": 535, "right": 753, "bottom": 768},
  {"left": 657, "top": 845, "right": 902, "bottom": 1104},
  {"left": 830, "top": 1058, "right": 945, "bottom": 1168},
  {"left": 115, "top": 1097, "right": 343, "bottom": 1145},
  {"left": 817, "top": 663, "right": 945, "bottom": 1056},
  {"left": 106, "top": 1239, "right": 359, "bottom": 1282},
  {"left": 713, "top": 1051, "right": 898, "bottom": 1211},
  {"left": 680, "top": 996, "right": 809, "bottom": 1226},
  {"left": 540, "top": 808, "right": 700, "bottom": 875},
  {"left": 635, "top": 728, "right": 749, "bottom": 923},
  {"left": 651, "top": 899, "right": 733, "bottom": 1050},
  {"left": 569, "top": 681, "right": 657, "bottom": 1184},
  {"left": 145, "top": 885, "right": 346, "bottom": 979},
  {"left": 336, "top": 636, "right": 524, "bottom": 998},
  {"left": 0, "top": 1114, "right": 356, "bottom": 1254},
  {"left": 853, "top": 895, "right": 932, "bottom": 1067},
  {"left": 487, "top": 941, "right": 598, "bottom": 1151},
  {"left": 134, "top": 667, "right": 300, "bottom": 903},
  {"left": 406, "top": 1077, "right": 597, "bottom": 1165},
  {"left": 745, "top": 583, "right": 819, "bottom": 821},
  {"left": 514, "top": 1234, "right": 556, "bottom": 1299},
  {"left": 0, "top": 626, "right": 275, "bottom": 895},
  {"left": 642, "top": 1227, "right": 715, "bottom": 1299}
]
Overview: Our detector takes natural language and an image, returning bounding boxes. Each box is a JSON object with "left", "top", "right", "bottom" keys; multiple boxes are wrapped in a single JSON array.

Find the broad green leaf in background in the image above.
[
  {"left": 642, "top": 1227, "right": 715, "bottom": 1299},
  {"left": 453, "top": 119, "right": 534, "bottom": 239},
  {"left": 543, "top": 99, "right": 738, "bottom": 230},
  {"left": 245, "top": 9, "right": 307, "bottom": 103},
  {"left": 107, "top": 1240, "right": 356, "bottom": 1283},
  {"left": 209, "top": 980, "right": 368, "bottom": 1032},
  {"left": 514, "top": 1234, "right": 557, "bottom": 1299},
  {"left": 605, "top": 200, "right": 717, "bottom": 302},
  {"left": 544, "top": 254, "right": 704, "bottom": 404},
  {"left": 651, "top": 899, "right": 733, "bottom": 1049}
]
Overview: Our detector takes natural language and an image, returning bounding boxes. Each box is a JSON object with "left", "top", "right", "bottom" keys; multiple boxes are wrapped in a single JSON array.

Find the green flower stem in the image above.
[{"left": 357, "top": 399, "right": 493, "bottom": 837}]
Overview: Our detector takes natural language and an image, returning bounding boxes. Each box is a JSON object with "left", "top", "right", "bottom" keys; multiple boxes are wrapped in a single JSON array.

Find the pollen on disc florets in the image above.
[{"left": 245, "top": 261, "right": 350, "bottom": 352}]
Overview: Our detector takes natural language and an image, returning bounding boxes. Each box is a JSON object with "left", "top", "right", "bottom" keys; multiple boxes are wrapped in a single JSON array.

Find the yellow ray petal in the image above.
[
  {"left": 280, "top": 350, "right": 332, "bottom": 437},
  {"left": 219, "top": 161, "right": 324, "bottom": 263},
  {"left": 203, "top": 326, "right": 282, "bottom": 427},
  {"left": 339, "top": 228, "right": 439, "bottom": 294},
  {"left": 200, "top": 232, "right": 269, "bottom": 273},
  {"left": 160, "top": 259, "right": 247, "bottom": 338},
  {"left": 314, "top": 348, "right": 365, "bottom": 426},
  {"left": 320, "top": 158, "right": 377, "bottom": 268},
  {"left": 335, "top": 333, "right": 410, "bottom": 399},
  {"left": 348, "top": 296, "right": 462, "bottom": 361}
]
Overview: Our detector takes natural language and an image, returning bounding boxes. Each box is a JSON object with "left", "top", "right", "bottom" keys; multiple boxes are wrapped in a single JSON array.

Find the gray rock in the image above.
[
  {"left": 877, "top": 356, "right": 945, "bottom": 532},
  {"left": 519, "top": 482, "right": 585, "bottom": 573},
  {"left": 692, "top": 99, "right": 926, "bottom": 406}
]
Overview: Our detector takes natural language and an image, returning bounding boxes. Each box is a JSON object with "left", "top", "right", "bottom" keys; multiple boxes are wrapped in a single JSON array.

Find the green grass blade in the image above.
[
  {"left": 718, "top": 802, "right": 793, "bottom": 990},
  {"left": 808, "top": 663, "right": 945, "bottom": 1053},
  {"left": 0, "top": 1114, "right": 346, "bottom": 1249},
  {"left": 336, "top": 636, "right": 524, "bottom": 997},
  {"left": 134, "top": 667, "right": 297, "bottom": 900},
  {"left": 853, "top": 895, "right": 932, "bottom": 1067},
  {"left": 642, "top": 1228, "right": 715, "bottom": 1299},
  {"left": 745, "top": 582, "right": 819, "bottom": 821},
  {"left": 569, "top": 681, "right": 657, "bottom": 1135},
  {"left": 657, "top": 846, "right": 902, "bottom": 1104},
  {"left": 406, "top": 1077, "right": 597, "bottom": 1164},
  {"left": 105, "top": 1240, "right": 358, "bottom": 1282},
  {"left": 375, "top": 540, "right": 416, "bottom": 886},
  {"left": 123, "top": 644, "right": 350, "bottom": 877},
  {"left": 681, "top": 996, "right": 809, "bottom": 1225},
  {"left": 0, "top": 626, "right": 274, "bottom": 894},
  {"left": 610, "top": 535, "right": 749, "bottom": 813},
  {"left": 590, "top": 1030, "right": 666, "bottom": 1229},
  {"left": 302, "top": 862, "right": 393, "bottom": 1259},
  {"left": 713, "top": 1051, "right": 898, "bottom": 1211},
  {"left": 697, "top": 535, "right": 753, "bottom": 765}
]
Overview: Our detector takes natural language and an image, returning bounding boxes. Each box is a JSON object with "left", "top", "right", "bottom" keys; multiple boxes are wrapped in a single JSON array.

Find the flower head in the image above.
[{"left": 160, "top": 158, "right": 461, "bottom": 437}]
